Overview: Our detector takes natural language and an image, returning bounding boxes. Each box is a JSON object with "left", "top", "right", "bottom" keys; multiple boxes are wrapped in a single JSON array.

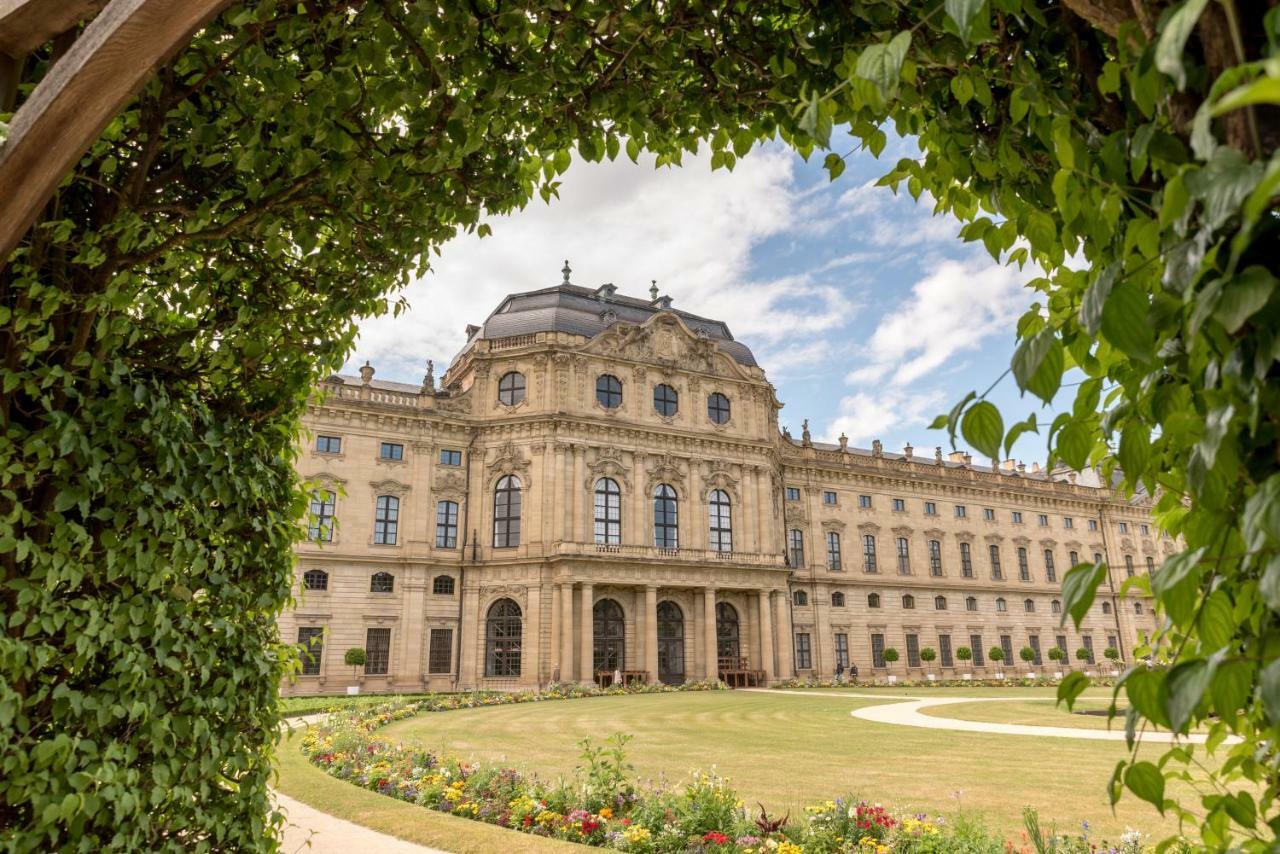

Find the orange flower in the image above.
[{"left": 599, "top": 807, "right": 613, "bottom": 819}]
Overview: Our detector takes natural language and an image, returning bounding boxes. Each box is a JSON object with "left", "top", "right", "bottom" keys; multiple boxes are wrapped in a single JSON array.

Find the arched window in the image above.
[
  {"left": 989, "top": 544, "right": 1003, "bottom": 578},
  {"left": 788, "top": 529, "right": 805, "bottom": 567},
  {"left": 309, "top": 489, "right": 335, "bottom": 541},
  {"left": 995, "top": 596, "right": 1007, "bottom": 612},
  {"left": 960, "top": 542, "right": 973, "bottom": 577},
  {"left": 374, "top": 495, "right": 399, "bottom": 545},
  {"left": 794, "top": 590, "right": 808, "bottom": 606},
  {"left": 1043, "top": 549, "right": 1056, "bottom": 582},
  {"left": 708, "top": 489, "right": 732, "bottom": 552},
  {"left": 1103, "top": 601, "right": 1113, "bottom": 614},
  {"left": 928, "top": 539, "right": 942, "bottom": 576},
  {"left": 653, "top": 383, "right": 678, "bottom": 417},
  {"left": 302, "top": 569, "right": 328, "bottom": 591},
  {"left": 493, "top": 475, "right": 521, "bottom": 548},
  {"left": 484, "top": 598, "right": 522, "bottom": 677},
  {"left": 902, "top": 594, "right": 915, "bottom": 610},
  {"left": 896, "top": 537, "right": 910, "bottom": 573},
  {"left": 1069, "top": 550, "right": 1079, "bottom": 566},
  {"left": 596, "top": 374, "right": 623, "bottom": 409},
  {"left": 867, "top": 592, "right": 881, "bottom": 608},
  {"left": 1135, "top": 601, "right": 1144, "bottom": 614},
  {"left": 656, "top": 601, "right": 685, "bottom": 684},
  {"left": 1051, "top": 599, "right": 1062, "bottom": 613},
  {"left": 370, "top": 571, "right": 394, "bottom": 593},
  {"left": 593, "top": 599, "right": 625, "bottom": 673},
  {"left": 1017, "top": 547, "right": 1030, "bottom": 580},
  {"left": 707, "top": 392, "right": 731, "bottom": 424},
  {"left": 831, "top": 592, "right": 846, "bottom": 607},
  {"left": 715, "top": 601, "right": 740, "bottom": 659},
  {"left": 594, "top": 478, "right": 621, "bottom": 545},
  {"left": 1024, "top": 598, "right": 1035, "bottom": 612},
  {"left": 435, "top": 500, "right": 458, "bottom": 548},
  {"left": 863, "top": 535, "right": 877, "bottom": 572},
  {"left": 653, "top": 484, "right": 679, "bottom": 549},
  {"left": 497, "top": 371, "right": 526, "bottom": 406},
  {"left": 934, "top": 595, "right": 947, "bottom": 610},
  {"left": 965, "top": 596, "right": 978, "bottom": 611},
  {"left": 432, "top": 574, "right": 455, "bottom": 595}
]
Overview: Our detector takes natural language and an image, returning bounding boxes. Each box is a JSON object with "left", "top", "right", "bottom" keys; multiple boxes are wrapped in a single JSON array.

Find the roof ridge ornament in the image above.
[
  {"left": 562, "top": 259, "right": 572, "bottom": 285},
  {"left": 650, "top": 279, "right": 658, "bottom": 300}
]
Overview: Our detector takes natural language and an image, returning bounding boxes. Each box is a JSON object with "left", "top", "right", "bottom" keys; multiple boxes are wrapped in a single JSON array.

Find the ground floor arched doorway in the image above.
[{"left": 657, "top": 600, "right": 684, "bottom": 684}]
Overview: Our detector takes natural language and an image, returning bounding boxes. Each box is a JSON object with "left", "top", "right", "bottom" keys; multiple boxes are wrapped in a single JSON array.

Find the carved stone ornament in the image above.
[
  {"left": 985, "top": 532, "right": 1005, "bottom": 543},
  {"left": 482, "top": 585, "right": 528, "bottom": 610},
  {"left": 433, "top": 470, "right": 467, "bottom": 500},
  {"left": 923, "top": 527, "right": 946, "bottom": 539},
  {"left": 488, "top": 441, "right": 532, "bottom": 484},
  {"left": 436, "top": 388, "right": 473, "bottom": 414},
  {"left": 953, "top": 531, "right": 976, "bottom": 543},
  {"left": 891, "top": 525, "right": 914, "bottom": 538},
  {"left": 307, "top": 471, "right": 347, "bottom": 489},
  {"left": 857, "top": 521, "right": 881, "bottom": 535},
  {"left": 1040, "top": 538, "right": 1058, "bottom": 548},
  {"left": 586, "top": 447, "right": 633, "bottom": 493},
  {"left": 645, "top": 452, "right": 687, "bottom": 498},
  {"left": 784, "top": 502, "right": 808, "bottom": 526},
  {"left": 821, "top": 518, "right": 847, "bottom": 532},
  {"left": 701, "top": 460, "right": 740, "bottom": 502},
  {"left": 369, "top": 478, "right": 411, "bottom": 497},
  {"left": 1120, "top": 537, "right": 1135, "bottom": 551},
  {"left": 1012, "top": 535, "right": 1031, "bottom": 546}
]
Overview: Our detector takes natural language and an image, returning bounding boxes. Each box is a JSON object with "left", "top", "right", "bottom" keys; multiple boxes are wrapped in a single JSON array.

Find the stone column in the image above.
[
  {"left": 458, "top": 585, "right": 481, "bottom": 688},
  {"left": 559, "top": 582, "right": 575, "bottom": 682},
  {"left": 645, "top": 585, "right": 659, "bottom": 683},
  {"left": 579, "top": 581, "right": 594, "bottom": 684},
  {"left": 525, "top": 583, "right": 542, "bottom": 688},
  {"left": 703, "top": 587, "right": 718, "bottom": 680},
  {"left": 550, "top": 583, "right": 562, "bottom": 682},
  {"left": 758, "top": 590, "right": 775, "bottom": 683},
  {"left": 773, "top": 589, "right": 795, "bottom": 679},
  {"left": 572, "top": 445, "right": 586, "bottom": 543}
]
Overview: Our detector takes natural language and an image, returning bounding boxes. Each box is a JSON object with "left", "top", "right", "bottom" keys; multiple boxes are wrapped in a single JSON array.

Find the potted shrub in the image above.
[
  {"left": 955, "top": 646, "right": 973, "bottom": 680},
  {"left": 988, "top": 646, "right": 1005, "bottom": 678},
  {"left": 1047, "top": 646, "right": 1066, "bottom": 677},
  {"left": 1103, "top": 646, "right": 1121, "bottom": 674},
  {"left": 344, "top": 647, "right": 366, "bottom": 694},
  {"left": 1019, "top": 646, "right": 1037, "bottom": 676},
  {"left": 920, "top": 647, "right": 937, "bottom": 680},
  {"left": 882, "top": 647, "right": 899, "bottom": 683}
]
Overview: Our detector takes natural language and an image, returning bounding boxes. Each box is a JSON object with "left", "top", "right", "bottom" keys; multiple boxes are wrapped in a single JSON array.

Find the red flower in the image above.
[{"left": 702, "top": 831, "right": 730, "bottom": 845}]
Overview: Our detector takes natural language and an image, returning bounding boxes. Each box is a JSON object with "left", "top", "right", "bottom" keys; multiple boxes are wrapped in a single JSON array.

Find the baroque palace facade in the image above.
[{"left": 280, "top": 272, "right": 1170, "bottom": 694}]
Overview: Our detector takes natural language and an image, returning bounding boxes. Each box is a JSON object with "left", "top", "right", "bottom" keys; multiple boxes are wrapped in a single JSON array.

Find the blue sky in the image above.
[{"left": 349, "top": 131, "right": 1057, "bottom": 466}]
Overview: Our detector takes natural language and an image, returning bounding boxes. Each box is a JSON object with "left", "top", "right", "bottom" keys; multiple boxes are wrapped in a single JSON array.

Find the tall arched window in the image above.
[
  {"left": 596, "top": 374, "right": 623, "bottom": 408},
  {"left": 715, "top": 601, "right": 740, "bottom": 659},
  {"left": 493, "top": 475, "right": 521, "bottom": 548},
  {"left": 309, "top": 489, "right": 335, "bottom": 541},
  {"left": 863, "top": 535, "right": 877, "bottom": 572},
  {"left": 485, "top": 598, "right": 522, "bottom": 676},
  {"left": 928, "top": 539, "right": 942, "bottom": 576},
  {"left": 867, "top": 592, "right": 881, "bottom": 608},
  {"left": 302, "top": 569, "right": 328, "bottom": 591},
  {"left": 497, "top": 371, "right": 526, "bottom": 406},
  {"left": 656, "top": 601, "right": 685, "bottom": 684},
  {"left": 654, "top": 484, "right": 679, "bottom": 549},
  {"left": 593, "top": 599, "right": 625, "bottom": 673},
  {"left": 370, "top": 571, "right": 394, "bottom": 593},
  {"left": 989, "top": 544, "right": 1003, "bottom": 578},
  {"left": 374, "top": 495, "right": 399, "bottom": 545},
  {"left": 594, "top": 478, "right": 621, "bottom": 545},
  {"left": 708, "top": 489, "right": 732, "bottom": 552},
  {"left": 896, "top": 537, "right": 910, "bottom": 574},
  {"left": 1043, "top": 549, "right": 1056, "bottom": 582}
]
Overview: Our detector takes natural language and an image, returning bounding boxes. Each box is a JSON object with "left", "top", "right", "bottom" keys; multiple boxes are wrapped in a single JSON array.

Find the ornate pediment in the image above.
[
  {"left": 1120, "top": 536, "right": 1135, "bottom": 551},
  {"left": 702, "top": 460, "right": 740, "bottom": 503},
  {"left": 369, "top": 478, "right": 411, "bottom": 496},
  {"left": 488, "top": 440, "right": 531, "bottom": 484},
  {"left": 924, "top": 527, "right": 946, "bottom": 539},
  {"left": 954, "top": 531, "right": 975, "bottom": 543},
  {"left": 433, "top": 470, "right": 467, "bottom": 500},
  {"left": 985, "top": 532, "right": 1005, "bottom": 543},
  {"left": 892, "top": 525, "right": 914, "bottom": 538},
  {"left": 579, "top": 311, "right": 748, "bottom": 378},
  {"left": 857, "top": 521, "right": 881, "bottom": 534},
  {"left": 645, "top": 452, "right": 687, "bottom": 498},
  {"left": 784, "top": 502, "right": 808, "bottom": 526},
  {"left": 306, "top": 471, "right": 347, "bottom": 488},
  {"left": 1040, "top": 538, "right": 1058, "bottom": 548},
  {"left": 435, "top": 388, "right": 473, "bottom": 414},
  {"left": 586, "top": 447, "right": 632, "bottom": 493},
  {"left": 821, "top": 518, "right": 847, "bottom": 532},
  {"left": 1012, "top": 535, "right": 1031, "bottom": 546}
]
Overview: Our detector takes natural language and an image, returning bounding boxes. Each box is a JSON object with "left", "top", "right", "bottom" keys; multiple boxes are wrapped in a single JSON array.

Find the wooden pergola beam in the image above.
[
  {"left": 0, "top": 0, "right": 230, "bottom": 268},
  {"left": 0, "top": 0, "right": 107, "bottom": 58}
]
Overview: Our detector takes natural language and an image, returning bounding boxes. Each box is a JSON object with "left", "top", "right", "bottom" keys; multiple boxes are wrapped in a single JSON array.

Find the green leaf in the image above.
[
  {"left": 1243, "top": 475, "right": 1280, "bottom": 551},
  {"left": 1003, "top": 413, "right": 1039, "bottom": 457},
  {"left": 960, "top": 401, "right": 1003, "bottom": 460},
  {"left": 855, "top": 31, "right": 912, "bottom": 97},
  {"left": 1124, "top": 761, "right": 1166, "bottom": 812},
  {"left": 1210, "top": 660, "right": 1253, "bottom": 719},
  {"left": 1166, "top": 658, "right": 1214, "bottom": 733},
  {"left": 1012, "top": 330, "right": 1063, "bottom": 404},
  {"left": 1213, "top": 266, "right": 1276, "bottom": 333},
  {"left": 1125, "top": 667, "right": 1171, "bottom": 727},
  {"left": 1057, "top": 671, "right": 1090, "bottom": 710},
  {"left": 1080, "top": 264, "right": 1118, "bottom": 335},
  {"left": 1185, "top": 147, "right": 1266, "bottom": 230},
  {"left": 1196, "top": 590, "right": 1234, "bottom": 651},
  {"left": 1261, "top": 554, "right": 1280, "bottom": 613},
  {"left": 1100, "top": 276, "right": 1154, "bottom": 361},
  {"left": 1212, "top": 75, "right": 1280, "bottom": 115},
  {"left": 1117, "top": 423, "right": 1151, "bottom": 484},
  {"left": 1261, "top": 659, "right": 1280, "bottom": 725},
  {"left": 950, "top": 75, "right": 974, "bottom": 105},
  {"left": 945, "top": 0, "right": 986, "bottom": 44},
  {"left": 1060, "top": 560, "right": 1107, "bottom": 629},
  {"left": 1150, "top": 547, "right": 1206, "bottom": 626},
  {"left": 1024, "top": 210, "right": 1057, "bottom": 259},
  {"left": 1056, "top": 421, "right": 1092, "bottom": 470},
  {"left": 1154, "top": 0, "right": 1211, "bottom": 91}
]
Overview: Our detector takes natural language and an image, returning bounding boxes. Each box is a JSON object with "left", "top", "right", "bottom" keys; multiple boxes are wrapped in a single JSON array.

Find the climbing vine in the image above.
[{"left": 0, "top": 0, "right": 1276, "bottom": 850}]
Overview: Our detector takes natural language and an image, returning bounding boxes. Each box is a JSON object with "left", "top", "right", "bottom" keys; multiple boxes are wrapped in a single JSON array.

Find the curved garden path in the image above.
[{"left": 752, "top": 689, "right": 1227, "bottom": 744}]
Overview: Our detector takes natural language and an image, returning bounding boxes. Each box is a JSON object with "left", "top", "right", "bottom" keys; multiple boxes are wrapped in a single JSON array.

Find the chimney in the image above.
[
  {"left": 948, "top": 451, "right": 967, "bottom": 463},
  {"left": 1017, "top": 462, "right": 1026, "bottom": 475},
  {"left": 963, "top": 453, "right": 972, "bottom": 466},
  {"left": 1030, "top": 462, "right": 1041, "bottom": 474},
  {"left": 1002, "top": 459, "right": 1017, "bottom": 471}
]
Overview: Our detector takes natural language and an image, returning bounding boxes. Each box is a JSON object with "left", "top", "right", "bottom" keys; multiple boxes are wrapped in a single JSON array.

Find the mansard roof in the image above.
[{"left": 476, "top": 283, "right": 758, "bottom": 366}]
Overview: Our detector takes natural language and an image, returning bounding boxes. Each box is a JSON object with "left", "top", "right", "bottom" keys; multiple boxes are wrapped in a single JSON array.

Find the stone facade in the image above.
[{"left": 280, "top": 280, "right": 1170, "bottom": 694}]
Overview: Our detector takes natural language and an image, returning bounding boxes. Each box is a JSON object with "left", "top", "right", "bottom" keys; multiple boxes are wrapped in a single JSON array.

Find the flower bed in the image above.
[
  {"left": 298, "top": 689, "right": 1156, "bottom": 852},
  {"left": 774, "top": 677, "right": 1118, "bottom": 690}
]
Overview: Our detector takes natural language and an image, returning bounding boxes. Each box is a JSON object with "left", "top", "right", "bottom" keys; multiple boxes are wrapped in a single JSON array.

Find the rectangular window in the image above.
[
  {"left": 826, "top": 531, "right": 842, "bottom": 571},
  {"left": 1082, "top": 635, "right": 1095, "bottom": 663},
  {"left": 871, "top": 633, "right": 886, "bottom": 668},
  {"left": 989, "top": 545, "right": 1003, "bottom": 579},
  {"left": 1146, "top": 556, "right": 1155, "bottom": 573},
  {"left": 960, "top": 542, "right": 973, "bottom": 577},
  {"left": 308, "top": 489, "right": 335, "bottom": 542},
  {"left": 892, "top": 498, "right": 905, "bottom": 512},
  {"left": 970, "top": 635, "right": 985, "bottom": 667},
  {"left": 1107, "top": 634, "right": 1117, "bottom": 651},
  {"left": 374, "top": 495, "right": 399, "bottom": 545},
  {"left": 365, "top": 627, "right": 391, "bottom": 675},
  {"left": 435, "top": 500, "right": 458, "bottom": 548},
  {"left": 1140, "top": 524, "right": 1150, "bottom": 536},
  {"left": 1064, "top": 517, "right": 1074, "bottom": 529},
  {"left": 795, "top": 633, "right": 812, "bottom": 670},
  {"left": 1125, "top": 555, "right": 1135, "bottom": 577},
  {"left": 928, "top": 539, "right": 942, "bottom": 576},
  {"left": 924, "top": 501, "right": 937, "bottom": 515},
  {"left": 1000, "top": 635, "right": 1014, "bottom": 668},
  {"left": 859, "top": 494, "right": 872, "bottom": 509},
  {"left": 439, "top": 449, "right": 462, "bottom": 466},
  {"left": 906, "top": 634, "right": 920, "bottom": 668},
  {"left": 786, "top": 487, "right": 800, "bottom": 501},
  {"left": 1069, "top": 550, "right": 1079, "bottom": 566},
  {"left": 379, "top": 441, "right": 404, "bottom": 461},
  {"left": 297, "top": 627, "right": 324, "bottom": 676},
  {"left": 1038, "top": 514, "right": 1049, "bottom": 527},
  {"left": 788, "top": 529, "right": 805, "bottom": 567},
  {"left": 1094, "top": 551, "right": 1103, "bottom": 565},
  {"left": 896, "top": 537, "right": 910, "bottom": 574},
  {"left": 1029, "top": 635, "right": 1042, "bottom": 665},
  {"left": 834, "top": 633, "right": 849, "bottom": 670},
  {"left": 966, "top": 596, "right": 977, "bottom": 611},
  {"left": 1044, "top": 549, "right": 1056, "bottom": 582},
  {"left": 984, "top": 507, "right": 995, "bottom": 521},
  {"left": 955, "top": 505, "right": 967, "bottom": 518},
  {"left": 1118, "top": 521, "right": 1129, "bottom": 534},
  {"left": 315, "top": 435, "right": 341, "bottom": 454},
  {"left": 1018, "top": 547, "right": 1030, "bottom": 581},
  {"left": 1012, "top": 511, "right": 1023, "bottom": 524},
  {"left": 1056, "top": 635, "right": 1069, "bottom": 661},
  {"left": 863, "top": 535, "right": 877, "bottom": 573},
  {"left": 1088, "top": 519, "right": 1098, "bottom": 531},
  {"left": 428, "top": 628, "right": 453, "bottom": 674},
  {"left": 823, "top": 491, "right": 837, "bottom": 505},
  {"left": 939, "top": 634, "right": 953, "bottom": 668}
]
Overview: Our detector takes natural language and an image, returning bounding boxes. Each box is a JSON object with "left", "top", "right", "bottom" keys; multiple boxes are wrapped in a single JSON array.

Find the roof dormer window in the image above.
[{"left": 595, "top": 283, "right": 618, "bottom": 299}]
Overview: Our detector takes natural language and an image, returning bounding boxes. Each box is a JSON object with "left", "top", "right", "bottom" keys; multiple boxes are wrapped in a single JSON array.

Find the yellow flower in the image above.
[
  {"left": 599, "top": 807, "right": 613, "bottom": 819},
  {"left": 623, "top": 825, "right": 651, "bottom": 843},
  {"left": 777, "top": 842, "right": 803, "bottom": 854}
]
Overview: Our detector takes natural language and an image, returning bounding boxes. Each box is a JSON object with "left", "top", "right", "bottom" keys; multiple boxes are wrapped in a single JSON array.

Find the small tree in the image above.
[
  {"left": 1075, "top": 647, "right": 1093, "bottom": 665},
  {"left": 1019, "top": 647, "right": 1037, "bottom": 670},
  {"left": 1104, "top": 647, "right": 1121, "bottom": 663},
  {"left": 881, "top": 648, "right": 899, "bottom": 669},
  {"left": 955, "top": 646, "right": 972, "bottom": 668},
  {"left": 344, "top": 647, "right": 366, "bottom": 679},
  {"left": 1047, "top": 647, "right": 1066, "bottom": 666},
  {"left": 920, "top": 647, "right": 937, "bottom": 673},
  {"left": 988, "top": 646, "right": 1005, "bottom": 664}
]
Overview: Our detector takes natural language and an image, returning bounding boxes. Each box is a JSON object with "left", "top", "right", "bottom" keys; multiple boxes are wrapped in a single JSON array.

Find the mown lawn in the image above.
[{"left": 381, "top": 688, "right": 1195, "bottom": 839}]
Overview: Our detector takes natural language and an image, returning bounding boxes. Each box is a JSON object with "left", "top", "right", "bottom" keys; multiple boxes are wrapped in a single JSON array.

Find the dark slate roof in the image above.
[{"left": 476, "top": 283, "right": 757, "bottom": 366}]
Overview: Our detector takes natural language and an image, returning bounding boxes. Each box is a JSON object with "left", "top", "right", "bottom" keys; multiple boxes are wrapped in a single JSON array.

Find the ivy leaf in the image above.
[
  {"left": 1012, "top": 330, "right": 1063, "bottom": 404},
  {"left": 945, "top": 0, "right": 986, "bottom": 44},
  {"left": 1100, "top": 276, "right": 1154, "bottom": 361},
  {"left": 1124, "top": 761, "right": 1166, "bottom": 812},
  {"left": 1061, "top": 560, "right": 1107, "bottom": 630},
  {"left": 855, "top": 31, "right": 912, "bottom": 97},
  {"left": 1150, "top": 547, "right": 1206, "bottom": 626},
  {"left": 1154, "top": 0, "right": 1211, "bottom": 91},
  {"left": 960, "top": 400, "right": 1003, "bottom": 460}
]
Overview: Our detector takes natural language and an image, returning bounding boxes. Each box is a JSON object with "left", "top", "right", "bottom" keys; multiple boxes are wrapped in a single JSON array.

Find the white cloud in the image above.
[
  {"left": 824, "top": 388, "right": 948, "bottom": 448},
  {"left": 846, "top": 257, "right": 1028, "bottom": 386}
]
